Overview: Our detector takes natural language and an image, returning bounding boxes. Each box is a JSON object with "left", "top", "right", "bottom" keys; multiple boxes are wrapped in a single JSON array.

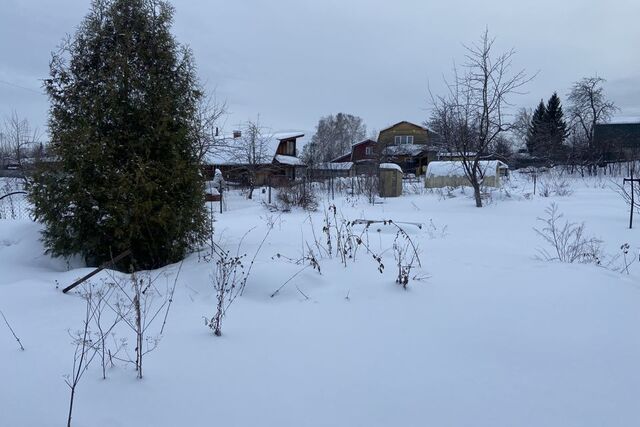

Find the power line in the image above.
[{"left": 0, "top": 79, "right": 44, "bottom": 95}]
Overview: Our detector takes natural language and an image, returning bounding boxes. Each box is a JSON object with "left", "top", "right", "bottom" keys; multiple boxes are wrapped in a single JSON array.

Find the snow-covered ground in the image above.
[{"left": 1, "top": 173, "right": 639, "bottom": 427}]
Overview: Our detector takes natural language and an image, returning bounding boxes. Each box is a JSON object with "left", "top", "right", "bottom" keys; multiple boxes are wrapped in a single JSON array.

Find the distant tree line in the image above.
[{"left": 429, "top": 74, "right": 620, "bottom": 172}]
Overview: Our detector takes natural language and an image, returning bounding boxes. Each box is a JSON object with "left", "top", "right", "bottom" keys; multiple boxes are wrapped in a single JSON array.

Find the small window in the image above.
[
  {"left": 365, "top": 146, "right": 373, "bottom": 155},
  {"left": 286, "top": 140, "right": 295, "bottom": 155},
  {"left": 394, "top": 135, "right": 414, "bottom": 144}
]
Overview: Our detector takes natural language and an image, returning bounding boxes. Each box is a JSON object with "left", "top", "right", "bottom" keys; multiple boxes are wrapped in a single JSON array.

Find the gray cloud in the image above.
[{"left": 1, "top": 0, "right": 639, "bottom": 136}]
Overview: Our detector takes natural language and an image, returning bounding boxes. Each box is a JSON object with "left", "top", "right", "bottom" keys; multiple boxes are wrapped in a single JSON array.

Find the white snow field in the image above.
[{"left": 1, "top": 173, "right": 639, "bottom": 427}]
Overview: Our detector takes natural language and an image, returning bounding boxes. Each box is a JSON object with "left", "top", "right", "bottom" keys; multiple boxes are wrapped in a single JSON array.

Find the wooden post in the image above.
[
  {"left": 268, "top": 176, "right": 272, "bottom": 204},
  {"left": 623, "top": 168, "right": 640, "bottom": 229},
  {"left": 631, "top": 173, "right": 634, "bottom": 229},
  {"left": 62, "top": 249, "right": 132, "bottom": 294},
  {"left": 219, "top": 182, "right": 223, "bottom": 214},
  {"left": 331, "top": 175, "right": 335, "bottom": 200},
  {"left": 302, "top": 176, "right": 306, "bottom": 201}
]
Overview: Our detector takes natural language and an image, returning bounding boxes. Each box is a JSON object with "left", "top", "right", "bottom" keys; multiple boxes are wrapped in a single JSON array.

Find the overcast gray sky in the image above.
[{"left": 1, "top": 0, "right": 639, "bottom": 138}]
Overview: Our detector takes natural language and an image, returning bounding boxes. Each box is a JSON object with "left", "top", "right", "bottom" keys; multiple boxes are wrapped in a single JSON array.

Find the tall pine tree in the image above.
[
  {"left": 526, "top": 94, "right": 570, "bottom": 160},
  {"left": 526, "top": 100, "right": 547, "bottom": 156},
  {"left": 543, "top": 92, "right": 569, "bottom": 158},
  {"left": 29, "top": 0, "right": 208, "bottom": 269}
]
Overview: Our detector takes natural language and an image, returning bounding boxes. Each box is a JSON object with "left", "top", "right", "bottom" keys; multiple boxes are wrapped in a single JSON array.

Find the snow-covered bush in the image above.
[
  {"left": 534, "top": 203, "right": 602, "bottom": 264},
  {"left": 274, "top": 181, "right": 318, "bottom": 212},
  {"left": 539, "top": 173, "right": 574, "bottom": 197}
]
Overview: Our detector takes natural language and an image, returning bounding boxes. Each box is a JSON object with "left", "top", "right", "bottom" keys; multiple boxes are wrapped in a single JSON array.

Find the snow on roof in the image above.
[
  {"left": 316, "top": 162, "right": 354, "bottom": 170},
  {"left": 204, "top": 147, "right": 251, "bottom": 166},
  {"left": 351, "top": 139, "right": 376, "bottom": 147},
  {"left": 274, "top": 155, "right": 306, "bottom": 166},
  {"left": 273, "top": 132, "right": 305, "bottom": 141},
  {"left": 426, "top": 161, "right": 507, "bottom": 178},
  {"left": 203, "top": 131, "right": 305, "bottom": 166},
  {"left": 378, "top": 121, "right": 428, "bottom": 134},
  {"left": 330, "top": 152, "right": 352, "bottom": 162},
  {"left": 437, "top": 151, "right": 477, "bottom": 158},
  {"left": 379, "top": 163, "right": 403, "bottom": 172},
  {"left": 382, "top": 144, "right": 430, "bottom": 157}
]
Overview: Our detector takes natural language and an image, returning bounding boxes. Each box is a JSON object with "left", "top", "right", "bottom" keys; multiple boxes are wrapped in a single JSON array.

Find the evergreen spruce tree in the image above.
[
  {"left": 29, "top": 0, "right": 208, "bottom": 269},
  {"left": 526, "top": 100, "right": 547, "bottom": 156},
  {"left": 543, "top": 92, "right": 569, "bottom": 159}
]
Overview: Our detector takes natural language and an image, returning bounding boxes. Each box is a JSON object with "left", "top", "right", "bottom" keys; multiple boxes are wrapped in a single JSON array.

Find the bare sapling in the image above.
[
  {"left": 270, "top": 245, "right": 322, "bottom": 298},
  {"left": 206, "top": 225, "right": 274, "bottom": 336},
  {"left": 110, "top": 271, "right": 171, "bottom": 379},
  {"left": 160, "top": 261, "right": 183, "bottom": 334},
  {"left": 0, "top": 309, "right": 24, "bottom": 351},
  {"left": 352, "top": 219, "right": 423, "bottom": 287},
  {"left": 206, "top": 248, "right": 246, "bottom": 336},
  {"left": 65, "top": 288, "right": 101, "bottom": 427},
  {"left": 272, "top": 207, "right": 426, "bottom": 297},
  {"left": 619, "top": 243, "right": 637, "bottom": 275},
  {"left": 86, "top": 281, "right": 121, "bottom": 380}
]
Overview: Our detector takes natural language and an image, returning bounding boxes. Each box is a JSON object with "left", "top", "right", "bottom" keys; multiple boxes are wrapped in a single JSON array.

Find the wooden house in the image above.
[
  {"left": 204, "top": 132, "right": 306, "bottom": 186},
  {"left": 350, "top": 139, "right": 378, "bottom": 175},
  {"left": 593, "top": 123, "right": 640, "bottom": 162},
  {"left": 312, "top": 139, "right": 378, "bottom": 179},
  {"left": 377, "top": 121, "right": 440, "bottom": 175}
]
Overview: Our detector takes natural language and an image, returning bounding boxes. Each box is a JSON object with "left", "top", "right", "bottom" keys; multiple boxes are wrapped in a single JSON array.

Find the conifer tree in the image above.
[
  {"left": 543, "top": 92, "right": 569, "bottom": 158},
  {"left": 526, "top": 100, "right": 547, "bottom": 156},
  {"left": 526, "top": 94, "right": 570, "bottom": 160},
  {"left": 29, "top": 0, "right": 208, "bottom": 269}
]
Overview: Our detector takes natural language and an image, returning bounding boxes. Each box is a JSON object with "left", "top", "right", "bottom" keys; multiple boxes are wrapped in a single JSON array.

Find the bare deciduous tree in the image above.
[
  {"left": 511, "top": 107, "right": 533, "bottom": 150},
  {"left": 301, "top": 113, "right": 366, "bottom": 164},
  {"left": 567, "top": 76, "right": 619, "bottom": 166},
  {"left": 193, "top": 89, "right": 227, "bottom": 164},
  {"left": 429, "top": 29, "right": 532, "bottom": 207},
  {"left": 2, "top": 112, "right": 40, "bottom": 170}
]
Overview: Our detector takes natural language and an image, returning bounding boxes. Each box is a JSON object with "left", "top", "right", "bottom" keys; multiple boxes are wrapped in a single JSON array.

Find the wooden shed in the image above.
[
  {"left": 424, "top": 160, "right": 508, "bottom": 188},
  {"left": 379, "top": 163, "right": 403, "bottom": 197}
]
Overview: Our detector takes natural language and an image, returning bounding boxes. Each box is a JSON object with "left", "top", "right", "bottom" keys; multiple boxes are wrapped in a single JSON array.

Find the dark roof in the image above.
[
  {"left": 378, "top": 121, "right": 429, "bottom": 134},
  {"left": 331, "top": 152, "right": 352, "bottom": 163},
  {"left": 275, "top": 132, "right": 305, "bottom": 141},
  {"left": 351, "top": 139, "right": 377, "bottom": 147},
  {"left": 594, "top": 123, "right": 640, "bottom": 148},
  {"left": 382, "top": 144, "right": 433, "bottom": 157}
]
